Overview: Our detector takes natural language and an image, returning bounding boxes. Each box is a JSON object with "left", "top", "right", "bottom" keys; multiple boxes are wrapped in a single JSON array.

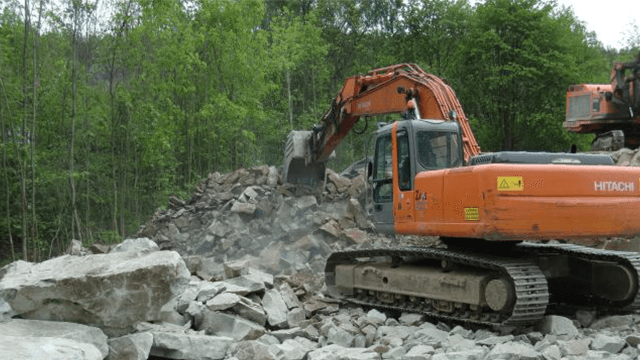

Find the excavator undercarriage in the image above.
[{"left": 325, "top": 242, "right": 640, "bottom": 326}]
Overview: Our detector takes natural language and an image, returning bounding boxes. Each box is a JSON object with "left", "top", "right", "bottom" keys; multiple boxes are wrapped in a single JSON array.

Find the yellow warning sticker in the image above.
[
  {"left": 464, "top": 207, "right": 479, "bottom": 221},
  {"left": 497, "top": 176, "right": 524, "bottom": 191}
]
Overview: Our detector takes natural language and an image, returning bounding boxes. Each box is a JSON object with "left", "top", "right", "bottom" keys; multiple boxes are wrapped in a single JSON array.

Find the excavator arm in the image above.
[{"left": 285, "top": 64, "right": 480, "bottom": 185}]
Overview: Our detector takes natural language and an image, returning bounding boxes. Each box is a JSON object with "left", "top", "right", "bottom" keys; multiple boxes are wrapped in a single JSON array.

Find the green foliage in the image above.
[{"left": 456, "top": 0, "right": 599, "bottom": 151}]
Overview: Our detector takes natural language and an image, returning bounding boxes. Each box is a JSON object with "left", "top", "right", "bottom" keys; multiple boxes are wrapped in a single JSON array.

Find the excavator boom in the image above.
[{"left": 284, "top": 64, "right": 480, "bottom": 185}]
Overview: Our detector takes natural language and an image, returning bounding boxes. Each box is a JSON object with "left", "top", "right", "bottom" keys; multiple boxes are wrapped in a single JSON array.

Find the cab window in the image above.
[
  {"left": 416, "top": 131, "right": 462, "bottom": 170},
  {"left": 373, "top": 134, "right": 393, "bottom": 203}
]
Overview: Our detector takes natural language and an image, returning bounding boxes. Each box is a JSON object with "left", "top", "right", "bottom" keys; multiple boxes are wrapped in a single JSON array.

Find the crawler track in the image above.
[
  {"left": 325, "top": 247, "right": 549, "bottom": 327},
  {"left": 325, "top": 242, "right": 640, "bottom": 327},
  {"left": 515, "top": 242, "right": 640, "bottom": 311}
]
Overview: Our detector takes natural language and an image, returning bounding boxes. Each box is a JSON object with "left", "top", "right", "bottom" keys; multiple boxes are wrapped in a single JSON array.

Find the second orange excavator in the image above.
[
  {"left": 564, "top": 53, "right": 640, "bottom": 150},
  {"left": 285, "top": 64, "right": 640, "bottom": 326}
]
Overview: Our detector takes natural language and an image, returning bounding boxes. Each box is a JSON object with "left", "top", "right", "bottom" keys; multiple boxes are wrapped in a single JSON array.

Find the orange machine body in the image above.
[{"left": 388, "top": 122, "right": 640, "bottom": 241}]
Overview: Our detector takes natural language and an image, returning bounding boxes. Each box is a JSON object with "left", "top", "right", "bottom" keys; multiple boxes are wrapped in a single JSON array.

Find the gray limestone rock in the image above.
[
  {"left": 248, "top": 268, "right": 274, "bottom": 288},
  {"left": 541, "top": 344, "right": 561, "bottom": 360},
  {"left": 177, "top": 281, "right": 200, "bottom": 310},
  {"left": 295, "top": 195, "right": 318, "bottom": 211},
  {"left": 0, "top": 250, "right": 189, "bottom": 335},
  {"left": 232, "top": 340, "right": 276, "bottom": 360},
  {"left": 382, "top": 346, "right": 406, "bottom": 359},
  {"left": 225, "top": 273, "right": 268, "bottom": 294},
  {"left": 208, "top": 220, "right": 231, "bottom": 239},
  {"left": 0, "top": 318, "right": 108, "bottom": 358},
  {"left": 537, "top": 315, "right": 579, "bottom": 338},
  {"left": 476, "top": 335, "right": 515, "bottom": 346},
  {"left": 0, "top": 297, "right": 15, "bottom": 319},
  {"left": 431, "top": 348, "right": 485, "bottom": 360},
  {"left": 308, "top": 344, "right": 379, "bottom": 360},
  {"left": 485, "top": 342, "right": 540, "bottom": 360},
  {"left": 206, "top": 292, "right": 241, "bottom": 311},
  {"left": 287, "top": 306, "right": 306, "bottom": 328},
  {"left": 198, "top": 309, "right": 266, "bottom": 341},
  {"left": 231, "top": 201, "right": 257, "bottom": 215},
  {"left": 151, "top": 331, "right": 234, "bottom": 360},
  {"left": 111, "top": 237, "right": 160, "bottom": 254},
  {"left": 625, "top": 333, "right": 640, "bottom": 347},
  {"left": 376, "top": 326, "right": 414, "bottom": 341},
  {"left": 263, "top": 288, "right": 290, "bottom": 328},
  {"left": 304, "top": 324, "right": 321, "bottom": 341},
  {"left": 446, "top": 334, "right": 476, "bottom": 351},
  {"left": 399, "top": 313, "right": 425, "bottom": 326},
  {"left": 343, "top": 228, "right": 368, "bottom": 244},
  {"left": 224, "top": 259, "right": 250, "bottom": 279},
  {"left": 270, "top": 338, "right": 309, "bottom": 360},
  {"left": 590, "top": 315, "right": 635, "bottom": 330},
  {"left": 107, "top": 332, "right": 154, "bottom": 360},
  {"left": 325, "top": 322, "right": 355, "bottom": 347},
  {"left": 558, "top": 338, "right": 591, "bottom": 356},
  {"left": 403, "top": 345, "right": 435, "bottom": 360},
  {"left": 449, "top": 326, "right": 473, "bottom": 339},
  {"left": 362, "top": 324, "right": 377, "bottom": 347},
  {"left": 258, "top": 334, "right": 281, "bottom": 346},
  {"left": 160, "top": 297, "right": 187, "bottom": 326},
  {"left": 267, "top": 166, "right": 279, "bottom": 187},
  {"left": 591, "top": 333, "right": 626, "bottom": 353},
  {"left": 319, "top": 219, "right": 342, "bottom": 239},
  {"left": 184, "top": 301, "right": 207, "bottom": 327},
  {"left": 366, "top": 309, "right": 386, "bottom": 325},
  {"left": 271, "top": 327, "right": 307, "bottom": 342},
  {"left": 195, "top": 282, "right": 227, "bottom": 302},
  {"left": 415, "top": 327, "right": 448, "bottom": 347},
  {"left": 280, "top": 282, "right": 302, "bottom": 309},
  {"left": 0, "top": 334, "right": 103, "bottom": 360},
  {"left": 233, "top": 296, "right": 268, "bottom": 326},
  {"left": 67, "top": 239, "right": 85, "bottom": 255}
]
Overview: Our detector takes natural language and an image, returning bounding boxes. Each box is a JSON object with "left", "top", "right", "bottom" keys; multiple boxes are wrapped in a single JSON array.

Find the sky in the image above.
[{"left": 555, "top": 0, "right": 639, "bottom": 49}]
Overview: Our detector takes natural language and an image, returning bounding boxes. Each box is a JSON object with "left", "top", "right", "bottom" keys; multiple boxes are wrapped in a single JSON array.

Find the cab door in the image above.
[
  {"left": 394, "top": 129, "right": 414, "bottom": 224},
  {"left": 371, "top": 132, "right": 394, "bottom": 234}
]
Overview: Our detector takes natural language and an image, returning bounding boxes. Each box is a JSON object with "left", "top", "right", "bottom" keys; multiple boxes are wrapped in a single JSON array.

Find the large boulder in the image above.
[
  {"left": 0, "top": 250, "right": 190, "bottom": 335},
  {"left": 151, "top": 331, "right": 234, "bottom": 360},
  {"left": 0, "top": 318, "right": 108, "bottom": 358},
  {"left": 108, "top": 332, "right": 154, "bottom": 360},
  {"left": 0, "top": 335, "right": 103, "bottom": 360}
]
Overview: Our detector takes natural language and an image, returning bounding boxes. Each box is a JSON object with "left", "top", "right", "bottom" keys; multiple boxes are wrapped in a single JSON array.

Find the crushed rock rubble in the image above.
[{"left": 1, "top": 155, "right": 640, "bottom": 359}]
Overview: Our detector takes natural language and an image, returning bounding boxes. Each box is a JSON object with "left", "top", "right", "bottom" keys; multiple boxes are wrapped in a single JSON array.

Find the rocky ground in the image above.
[{"left": 2, "top": 148, "right": 640, "bottom": 360}]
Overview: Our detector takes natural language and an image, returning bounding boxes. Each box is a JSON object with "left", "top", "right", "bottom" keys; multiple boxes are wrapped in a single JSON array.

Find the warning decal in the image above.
[
  {"left": 464, "top": 207, "right": 479, "bottom": 221},
  {"left": 497, "top": 176, "right": 524, "bottom": 191}
]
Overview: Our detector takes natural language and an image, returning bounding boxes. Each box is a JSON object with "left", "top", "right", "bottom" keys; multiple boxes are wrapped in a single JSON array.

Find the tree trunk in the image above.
[
  {"left": 31, "top": 0, "right": 44, "bottom": 260},
  {"left": 0, "top": 77, "right": 15, "bottom": 262},
  {"left": 286, "top": 69, "right": 293, "bottom": 130},
  {"left": 69, "top": 1, "right": 82, "bottom": 244},
  {"left": 21, "top": 0, "right": 31, "bottom": 260}
]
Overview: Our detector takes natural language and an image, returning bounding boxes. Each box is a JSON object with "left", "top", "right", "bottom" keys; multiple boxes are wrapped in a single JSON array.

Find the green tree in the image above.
[{"left": 457, "top": 0, "right": 602, "bottom": 151}]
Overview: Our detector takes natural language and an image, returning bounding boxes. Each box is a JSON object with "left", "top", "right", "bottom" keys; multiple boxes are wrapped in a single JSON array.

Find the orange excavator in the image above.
[
  {"left": 564, "top": 53, "right": 640, "bottom": 150},
  {"left": 285, "top": 64, "right": 640, "bottom": 326}
]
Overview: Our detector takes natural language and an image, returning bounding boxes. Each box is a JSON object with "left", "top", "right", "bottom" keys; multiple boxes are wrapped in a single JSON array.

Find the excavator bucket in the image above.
[{"left": 284, "top": 130, "right": 326, "bottom": 187}]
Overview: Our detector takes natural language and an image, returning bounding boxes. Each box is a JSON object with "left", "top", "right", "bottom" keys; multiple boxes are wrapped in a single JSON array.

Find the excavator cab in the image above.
[{"left": 370, "top": 119, "right": 463, "bottom": 234}]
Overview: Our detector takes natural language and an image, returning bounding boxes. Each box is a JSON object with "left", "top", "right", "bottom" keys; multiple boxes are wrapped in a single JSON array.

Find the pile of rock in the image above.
[
  {"left": 610, "top": 147, "right": 640, "bottom": 166},
  {"left": 134, "top": 165, "right": 422, "bottom": 281}
]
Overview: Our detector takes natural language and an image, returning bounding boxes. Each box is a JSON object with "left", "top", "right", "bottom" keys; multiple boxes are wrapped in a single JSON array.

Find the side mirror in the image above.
[{"left": 367, "top": 161, "right": 373, "bottom": 180}]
